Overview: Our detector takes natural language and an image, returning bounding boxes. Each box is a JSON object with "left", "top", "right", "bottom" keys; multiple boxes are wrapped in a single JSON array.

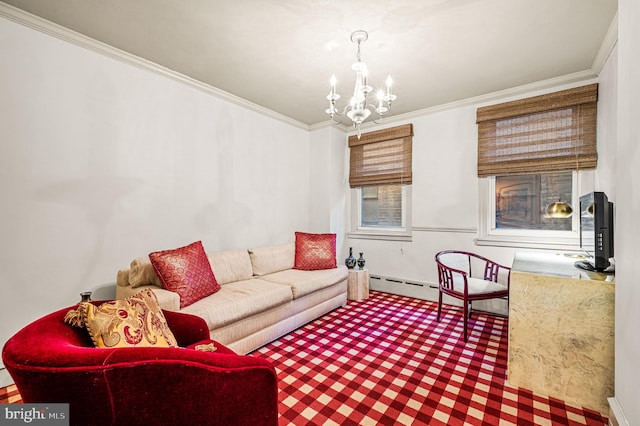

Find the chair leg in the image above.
[
  {"left": 463, "top": 301, "right": 469, "bottom": 342},
  {"left": 437, "top": 291, "right": 443, "bottom": 322}
]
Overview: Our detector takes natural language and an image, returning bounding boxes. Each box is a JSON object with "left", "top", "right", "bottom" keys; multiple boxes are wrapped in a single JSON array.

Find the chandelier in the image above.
[{"left": 325, "top": 30, "right": 397, "bottom": 138}]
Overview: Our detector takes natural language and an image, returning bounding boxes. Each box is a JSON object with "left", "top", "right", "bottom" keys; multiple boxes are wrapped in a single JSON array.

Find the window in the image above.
[
  {"left": 348, "top": 124, "right": 413, "bottom": 240},
  {"left": 476, "top": 84, "right": 598, "bottom": 249},
  {"left": 495, "top": 172, "right": 572, "bottom": 231},
  {"left": 478, "top": 172, "right": 585, "bottom": 249},
  {"left": 361, "top": 185, "right": 402, "bottom": 227}
]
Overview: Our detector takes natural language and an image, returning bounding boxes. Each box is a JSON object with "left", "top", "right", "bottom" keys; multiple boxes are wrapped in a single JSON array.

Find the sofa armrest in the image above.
[
  {"left": 162, "top": 310, "right": 210, "bottom": 346},
  {"left": 116, "top": 268, "right": 130, "bottom": 287}
]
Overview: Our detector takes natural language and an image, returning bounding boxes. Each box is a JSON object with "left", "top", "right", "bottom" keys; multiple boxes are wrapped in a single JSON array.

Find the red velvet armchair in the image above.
[{"left": 2, "top": 304, "right": 278, "bottom": 426}]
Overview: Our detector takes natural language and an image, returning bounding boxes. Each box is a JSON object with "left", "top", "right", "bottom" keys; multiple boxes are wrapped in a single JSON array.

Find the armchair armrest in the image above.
[{"left": 162, "top": 310, "right": 210, "bottom": 347}]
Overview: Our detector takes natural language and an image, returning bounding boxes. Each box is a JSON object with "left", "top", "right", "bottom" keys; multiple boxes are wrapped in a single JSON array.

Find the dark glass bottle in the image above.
[{"left": 345, "top": 247, "right": 357, "bottom": 269}]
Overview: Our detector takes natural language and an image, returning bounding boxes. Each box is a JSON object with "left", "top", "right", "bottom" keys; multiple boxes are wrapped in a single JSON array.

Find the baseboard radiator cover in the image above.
[
  {"left": 369, "top": 274, "right": 438, "bottom": 290},
  {"left": 369, "top": 274, "right": 444, "bottom": 303},
  {"left": 369, "top": 274, "right": 507, "bottom": 316}
]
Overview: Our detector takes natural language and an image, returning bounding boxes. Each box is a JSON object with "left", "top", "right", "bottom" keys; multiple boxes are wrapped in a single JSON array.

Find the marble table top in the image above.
[{"left": 512, "top": 251, "right": 615, "bottom": 282}]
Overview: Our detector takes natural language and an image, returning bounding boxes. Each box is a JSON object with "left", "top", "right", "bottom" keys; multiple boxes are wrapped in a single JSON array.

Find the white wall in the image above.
[
  {"left": 613, "top": 0, "right": 640, "bottom": 424},
  {"left": 0, "top": 17, "right": 311, "bottom": 368},
  {"left": 308, "top": 125, "right": 348, "bottom": 249},
  {"left": 595, "top": 45, "right": 618, "bottom": 199}
]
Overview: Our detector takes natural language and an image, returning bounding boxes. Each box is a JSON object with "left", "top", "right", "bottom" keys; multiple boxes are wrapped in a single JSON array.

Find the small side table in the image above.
[{"left": 347, "top": 268, "right": 370, "bottom": 301}]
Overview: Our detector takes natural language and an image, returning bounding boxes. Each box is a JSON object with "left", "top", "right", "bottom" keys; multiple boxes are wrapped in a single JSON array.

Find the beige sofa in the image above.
[{"left": 116, "top": 242, "right": 348, "bottom": 354}]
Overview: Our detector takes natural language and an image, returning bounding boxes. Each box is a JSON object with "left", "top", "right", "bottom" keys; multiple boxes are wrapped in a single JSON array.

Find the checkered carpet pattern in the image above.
[
  {"left": 1, "top": 291, "right": 608, "bottom": 425},
  {"left": 254, "top": 291, "right": 608, "bottom": 426},
  {"left": 0, "top": 384, "right": 20, "bottom": 404}
]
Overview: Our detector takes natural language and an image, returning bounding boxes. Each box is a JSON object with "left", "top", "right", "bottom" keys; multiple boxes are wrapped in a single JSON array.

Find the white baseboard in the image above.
[{"left": 608, "top": 397, "right": 629, "bottom": 426}]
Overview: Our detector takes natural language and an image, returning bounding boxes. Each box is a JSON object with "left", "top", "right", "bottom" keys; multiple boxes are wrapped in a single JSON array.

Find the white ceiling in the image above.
[{"left": 1, "top": 0, "right": 618, "bottom": 127}]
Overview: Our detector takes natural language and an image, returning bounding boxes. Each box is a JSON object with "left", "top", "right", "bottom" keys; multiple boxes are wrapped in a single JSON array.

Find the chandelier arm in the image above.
[
  {"left": 329, "top": 114, "right": 345, "bottom": 125},
  {"left": 364, "top": 104, "right": 393, "bottom": 123},
  {"left": 328, "top": 104, "right": 355, "bottom": 125}
]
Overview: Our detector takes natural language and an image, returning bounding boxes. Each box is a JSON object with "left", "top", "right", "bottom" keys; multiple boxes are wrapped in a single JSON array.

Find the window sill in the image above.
[
  {"left": 476, "top": 234, "right": 579, "bottom": 251},
  {"left": 347, "top": 230, "right": 412, "bottom": 242}
]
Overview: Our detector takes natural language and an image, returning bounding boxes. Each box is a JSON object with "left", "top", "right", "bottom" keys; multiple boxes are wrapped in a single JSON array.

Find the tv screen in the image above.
[{"left": 577, "top": 191, "right": 614, "bottom": 272}]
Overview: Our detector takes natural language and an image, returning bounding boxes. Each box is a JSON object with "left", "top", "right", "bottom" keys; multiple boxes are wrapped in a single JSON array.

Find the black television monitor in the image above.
[{"left": 576, "top": 191, "right": 614, "bottom": 272}]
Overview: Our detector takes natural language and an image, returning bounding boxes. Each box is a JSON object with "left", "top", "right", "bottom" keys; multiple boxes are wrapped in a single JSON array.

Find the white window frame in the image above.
[
  {"left": 477, "top": 171, "right": 591, "bottom": 250},
  {"left": 348, "top": 185, "right": 412, "bottom": 241}
]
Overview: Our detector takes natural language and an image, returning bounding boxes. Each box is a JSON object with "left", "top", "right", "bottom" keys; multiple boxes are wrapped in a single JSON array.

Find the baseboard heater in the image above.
[{"left": 369, "top": 274, "right": 439, "bottom": 290}]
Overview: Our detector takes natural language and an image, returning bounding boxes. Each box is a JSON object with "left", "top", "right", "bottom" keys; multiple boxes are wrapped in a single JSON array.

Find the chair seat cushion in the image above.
[{"left": 454, "top": 276, "right": 507, "bottom": 295}]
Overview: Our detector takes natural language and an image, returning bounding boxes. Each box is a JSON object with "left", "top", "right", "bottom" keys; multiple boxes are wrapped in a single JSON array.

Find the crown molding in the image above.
[
  {"left": 0, "top": 2, "right": 310, "bottom": 131},
  {"left": 591, "top": 12, "right": 618, "bottom": 75},
  {"left": 338, "top": 70, "right": 598, "bottom": 139},
  {"left": 1, "top": 2, "right": 615, "bottom": 136}
]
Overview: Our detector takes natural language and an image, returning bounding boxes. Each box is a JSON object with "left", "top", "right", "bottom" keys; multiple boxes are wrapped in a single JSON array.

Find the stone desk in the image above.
[{"left": 508, "top": 251, "right": 614, "bottom": 415}]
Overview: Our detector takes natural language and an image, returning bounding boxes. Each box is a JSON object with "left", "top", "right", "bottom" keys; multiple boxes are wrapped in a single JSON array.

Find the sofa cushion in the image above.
[
  {"left": 208, "top": 249, "right": 254, "bottom": 285},
  {"left": 81, "top": 289, "right": 178, "bottom": 348},
  {"left": 249, "top": 242, "right": 295, "bottom": 276},
  {"left": 260, "top": 266, "right": 348, "bottom": 299},
  {"left": 180, "top": 279, "right": 292, "bottom": 330},
  {"left": 149, "top": 241, "right": 221, "bottom": 308},
  {"left": 294, "top": 232, "right": 337, "bottom": 270},
  {"left": 129, "top": 257, "right": 162, "bottom": 288}
]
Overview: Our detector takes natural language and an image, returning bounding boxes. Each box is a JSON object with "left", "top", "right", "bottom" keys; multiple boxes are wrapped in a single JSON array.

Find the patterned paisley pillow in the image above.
[
  {"left": 149, "top": 241, "right": 221, "bottom": 308},
  {"left": 81, "top": 289, "right": 178, "bottom": 348},
  {"left": 294, "top": 232, "right": 337, "bottom": 270}
]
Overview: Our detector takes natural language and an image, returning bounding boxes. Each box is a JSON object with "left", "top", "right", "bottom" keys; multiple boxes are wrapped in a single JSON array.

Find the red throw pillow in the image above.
[
  {"left": 149, "top": 241, "right": 220, "bottom": 308},
  {"left": 294, "top": 232, "right": 337, "bottom": 270}
]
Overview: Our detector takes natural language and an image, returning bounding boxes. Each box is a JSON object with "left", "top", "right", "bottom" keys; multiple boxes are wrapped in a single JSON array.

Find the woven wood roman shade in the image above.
[
  {"left": 476, "top": 84, "right": 598, "bottom": 177},
  {"left": 348, "top": 124, "right": 413, "bottom": 188}
]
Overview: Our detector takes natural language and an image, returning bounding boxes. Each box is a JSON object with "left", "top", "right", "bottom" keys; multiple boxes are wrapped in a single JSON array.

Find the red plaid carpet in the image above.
[
  {"left": 1, "top": 291, "right": 608, "bottom": 425},
  {"left": 0, "top": 384, "right": 20, "bottom": 404},
  {"left": 253, "top": 291, "right": 608, "bottom": 426}
]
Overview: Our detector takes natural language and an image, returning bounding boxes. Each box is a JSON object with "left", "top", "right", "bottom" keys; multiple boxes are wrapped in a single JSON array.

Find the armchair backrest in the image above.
[{"left": 435, "top": 250, "right": 511, "bottom": 291}]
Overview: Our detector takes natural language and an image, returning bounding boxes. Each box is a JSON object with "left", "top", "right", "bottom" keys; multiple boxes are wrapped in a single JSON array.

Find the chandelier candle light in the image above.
[{"left": 326, "top": 30, "right": 397, "bottom": 139}]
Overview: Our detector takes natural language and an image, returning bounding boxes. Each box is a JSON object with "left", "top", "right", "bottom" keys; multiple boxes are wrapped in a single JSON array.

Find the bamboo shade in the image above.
[
  {"left": 348, "top": 124, "right": 413, "bottom": 187},
  {"left": 476, "top": 84, "right": 598, "bottom": 177}
]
